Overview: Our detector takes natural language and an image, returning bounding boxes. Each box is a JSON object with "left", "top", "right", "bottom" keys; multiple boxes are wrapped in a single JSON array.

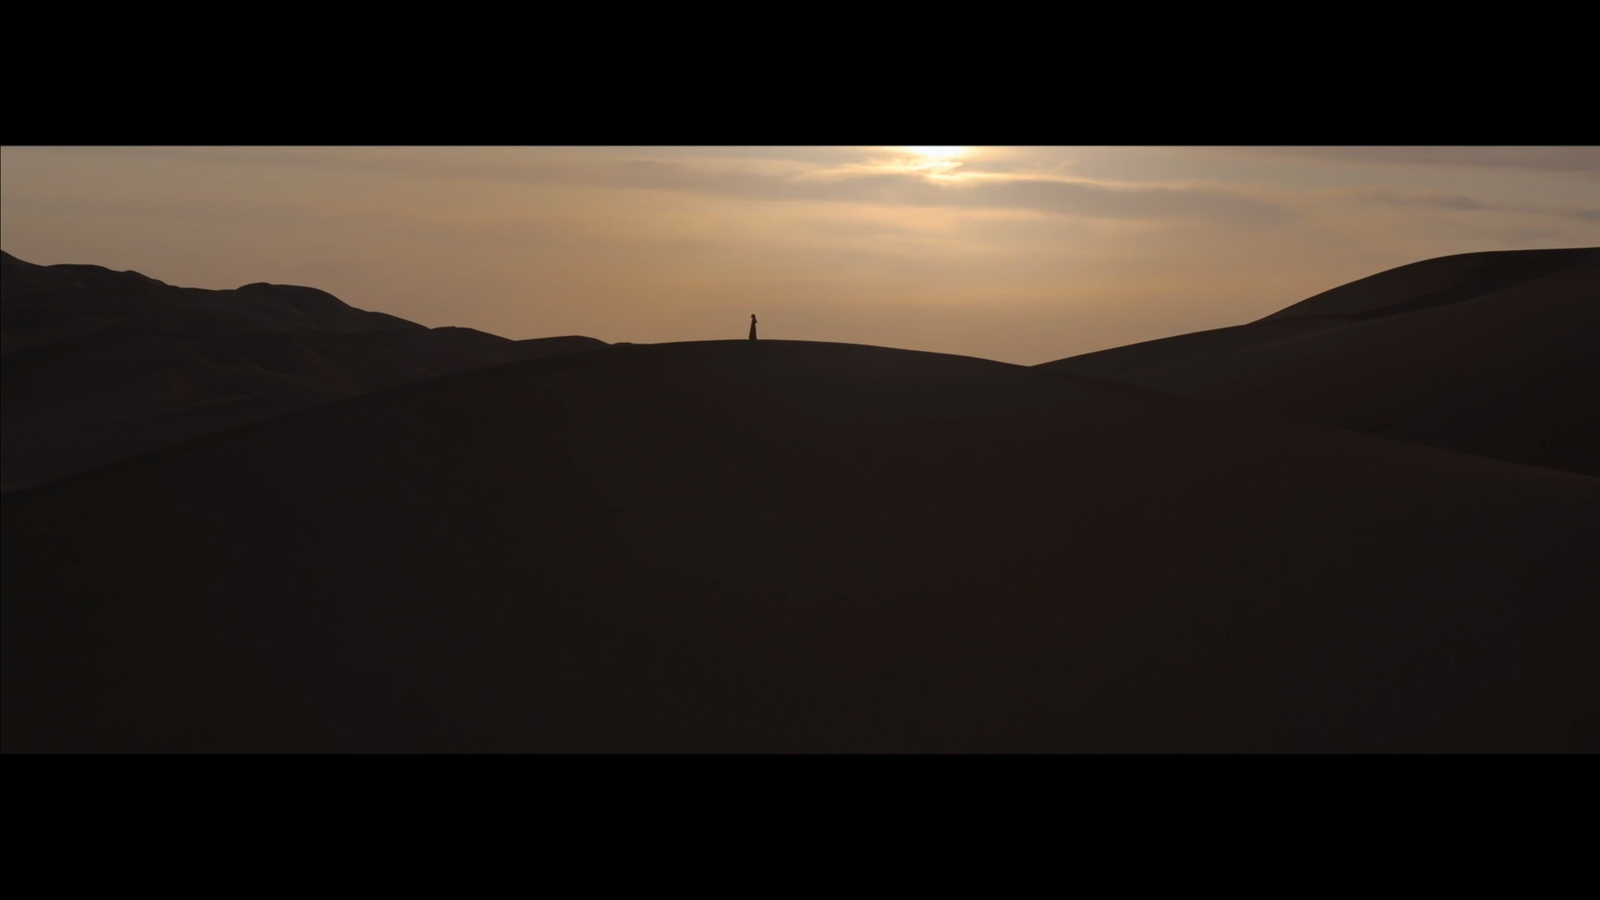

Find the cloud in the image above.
[
  {"left": 1345, "top": 187, "right": 1600, "bottom": 223},
  {"left": 1242, "top": 146, "right": 1600, "bottom": 176},
  {"left": 5, "top": 146, "right": 1292, "bottom": 225},
  {"left": 558, "top": 159, "right": 1294, "bottom": 224}
]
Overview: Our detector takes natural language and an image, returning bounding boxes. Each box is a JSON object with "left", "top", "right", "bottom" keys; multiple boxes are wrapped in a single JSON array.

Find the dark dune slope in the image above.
[
  {"left": 6, "top": 340, "right": 1596, "bottom": 753},
  {"left": 1037, "top": 248, "right": 1600, "bottom": 476},
  {"left": 1, "top": 251, "right": 607, "bottom": 490}
]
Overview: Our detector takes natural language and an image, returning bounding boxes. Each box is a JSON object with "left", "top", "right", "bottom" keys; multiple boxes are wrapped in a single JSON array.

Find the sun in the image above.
[{"left": 902, "top": 147, "right": 969, "bottom": 161}]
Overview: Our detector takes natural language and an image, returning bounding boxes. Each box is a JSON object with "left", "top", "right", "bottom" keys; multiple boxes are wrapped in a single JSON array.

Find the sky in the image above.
[{"left": 3, "top": 145, "right": 1597, "bottom": 364}]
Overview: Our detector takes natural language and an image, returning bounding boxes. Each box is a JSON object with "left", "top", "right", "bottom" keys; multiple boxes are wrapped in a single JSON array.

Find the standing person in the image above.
[{"left": 749, "top": 314, "right": 758, "bottom": 341}]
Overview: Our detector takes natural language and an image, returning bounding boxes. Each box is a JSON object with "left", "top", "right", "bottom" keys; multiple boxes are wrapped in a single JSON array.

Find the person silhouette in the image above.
[{"left": 749, "top": 314, "right": 758, "bottom": 341}]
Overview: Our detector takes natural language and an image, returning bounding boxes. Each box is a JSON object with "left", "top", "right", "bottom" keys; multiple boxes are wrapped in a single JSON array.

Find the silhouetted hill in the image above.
[
  {"left": 1, "top": 251, "right": 607, "bottom": 489},
  {"left": 6, "top": 340, "right": 1595, "bottom": 752},
  {"left": 1037, "top": 248, "right": 1600, "bottom": 476}
]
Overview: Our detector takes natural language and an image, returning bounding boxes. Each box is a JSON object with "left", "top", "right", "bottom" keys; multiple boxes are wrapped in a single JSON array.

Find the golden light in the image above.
[{"left": 902, "top": 147, "right": 969, "bottom": 161}]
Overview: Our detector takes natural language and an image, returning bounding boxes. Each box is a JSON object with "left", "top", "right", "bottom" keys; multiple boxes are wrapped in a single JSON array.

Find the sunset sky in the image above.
[{"left": 4, "top": 145, "right": 1597, "bottom": 364}]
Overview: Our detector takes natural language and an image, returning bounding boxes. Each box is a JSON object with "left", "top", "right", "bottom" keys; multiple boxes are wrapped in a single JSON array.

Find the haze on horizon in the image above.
[{"left": 4, "top": 145, "right": 1597, "bottom": 364}]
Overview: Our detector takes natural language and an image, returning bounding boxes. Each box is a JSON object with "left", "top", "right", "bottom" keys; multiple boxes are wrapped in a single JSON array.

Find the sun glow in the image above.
[{"left": 903, "top": 147, "right": 969, "bottom": 161}]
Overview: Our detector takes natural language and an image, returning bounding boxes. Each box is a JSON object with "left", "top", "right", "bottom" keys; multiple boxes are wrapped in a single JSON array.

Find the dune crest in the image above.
[
  {"left": 1038, "top": 248, "right": 1600, "bottom": 476},
  {"left": 1, "top": 251, "right": 607, "bottom": 490}
]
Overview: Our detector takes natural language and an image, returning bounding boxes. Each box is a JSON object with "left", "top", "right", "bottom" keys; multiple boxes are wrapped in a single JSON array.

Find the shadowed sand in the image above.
[
  {"left": 1, "top": 251, "right": 606, "bottom": 491},
  {"left": 1037, "top": 248, "right": 1600, "bottom": 476},
  {"left": 6, "top": 339, "right": 1596, "bottom": 752}
]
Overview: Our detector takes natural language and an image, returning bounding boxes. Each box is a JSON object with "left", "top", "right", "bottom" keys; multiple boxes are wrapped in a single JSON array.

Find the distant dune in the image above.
[
  {"left": 6, "top": 340, "right": 1596, "bottom": 752},
  {"left": 1037, "top": 248, "right": 1600, "bottom": 476},
  {"left": 1, "top": 251, "right": 607, "bottom": 490}
]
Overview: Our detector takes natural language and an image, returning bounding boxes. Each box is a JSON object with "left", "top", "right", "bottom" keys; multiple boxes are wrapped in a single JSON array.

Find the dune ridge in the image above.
[
  {"left": 1, "top": 251, "right": 607, "bottom": 490},
  {"left": 1037, "top": 248, "right": 1600, "bottom": 476}
]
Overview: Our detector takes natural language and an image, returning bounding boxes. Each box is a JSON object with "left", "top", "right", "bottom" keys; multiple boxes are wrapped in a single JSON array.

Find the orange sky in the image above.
[{"left": 4, "top": 146, "right": 1597, "bottom": 363}]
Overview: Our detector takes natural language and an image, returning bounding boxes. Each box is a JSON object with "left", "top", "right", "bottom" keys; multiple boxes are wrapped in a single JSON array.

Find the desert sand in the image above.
[{"left": 5, "top": 330, "right": 1596, "bottom": 752}]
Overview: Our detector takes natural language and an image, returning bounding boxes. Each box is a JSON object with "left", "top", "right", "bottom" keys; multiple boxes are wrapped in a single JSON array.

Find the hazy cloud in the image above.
[
  {"left": 557, "top": 159, "right": 1294, "bottom": 223},
  {"left": 1347, "top": 187, "right": 1600, "bottom": 223},
  {"left": 7, "top": 147, "right": 1291, "bottom": 224},
  {"left": 1243, "top": 146, "right": 1600, "bottom": 176}
]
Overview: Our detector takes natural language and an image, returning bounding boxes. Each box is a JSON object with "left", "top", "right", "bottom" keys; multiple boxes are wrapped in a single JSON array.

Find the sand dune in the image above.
[
  {"left": 1037, "top": 248, "right": 1600, "bottom": 476},
  {"left": 6, "top": 340, "right": 1596, "bottom": 753},
  {"left": 1, "top": 251, "right": 606, "bottom": 490}
]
